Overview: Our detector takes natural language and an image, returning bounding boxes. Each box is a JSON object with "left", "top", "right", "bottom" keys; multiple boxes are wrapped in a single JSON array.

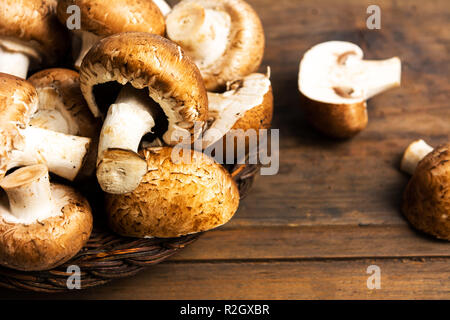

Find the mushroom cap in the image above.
[
  {"left": 106, "top": 147, "right": 240, "bottom": 238},
  {"left": 80, "top": 32, "right": 208, "bottom": 145},
  {"left": 0, "top": 0, "right": 69, "bottom": 65},
  {"left": 167, "top": 0, "right": 265, "bottom": 91},
  {"left": 0, "top": 183, "right": 93, "bottom": 271},
  {"left": 0, "top": 73, "right": 38, "bottom": 126},
  {"left": 0, "top": 73, "right": 38, "bottom": 177},
  {"left": 57, "top": 0, "right": 165, "bottom": 37},
  {"left": 403, "top": 144, "right": 450, "bottom": 240},
  {"left": 300, "top": 97, "right": 368, "bottom": 139},
  {"left": 28, "top": 68, "right": 101, "bottom": 139}
]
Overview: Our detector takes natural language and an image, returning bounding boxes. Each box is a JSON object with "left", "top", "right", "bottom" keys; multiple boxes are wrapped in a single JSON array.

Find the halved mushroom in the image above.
[
  {"left": 0, "top": 0, "right": 68, "bottom": 78},
  {"left": 202, "top": 73, "right": 273, "bottom": 157},
  {"left": 57, "top": 0, "right": 166, "bottom": 69},
  {"left": 166, "top": 0, "right": 265, "bottom": 91},
  {"left": 0, "top": 73, "right": 91, "bottom": 181},
  {"left": 106, "top": 147, "right": 240, "bottom": 238},
  {"left": 28, "top": 68, "right": 101, "bottom": 179},
  {"left": 0, "top": 164, "right": 93, "bottom": 271},
  {"left": 401, "top": 140, "right": 450, "bottom": 240},
  {"left": 298, "top": 41, "right": 401, "bottom": 138},
  {"left": 80, "top": 32, "right": 208, "bottom": 194}
]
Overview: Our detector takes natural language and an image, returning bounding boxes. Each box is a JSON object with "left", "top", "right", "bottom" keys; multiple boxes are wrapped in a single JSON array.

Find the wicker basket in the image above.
[{"left": 0, "top": 163, "right": 260, "bottom": 292}]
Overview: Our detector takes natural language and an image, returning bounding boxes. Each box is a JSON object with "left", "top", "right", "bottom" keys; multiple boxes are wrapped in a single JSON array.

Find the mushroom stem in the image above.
[
  {"left": 0, "top": 165, "right": 55, "bottom": 223},
  {"left": 330, "top": 57, "right": 401, "bottom": 101},
  {"left": 153, "top": 0, "right": 171, "bottom": 15},
  {"left": 8, "top": 127, "right": 91, "bottom": 181},
  {"left": 362, "top": 57, "right": 402, "bottom": 99},
  {"left": 74, "top": 31, "right": 100, "bottom": 69},
  {"left": 97, "top": 84, "right": 157, "bottom": 194},
  {"left": 0, "top": 47, "right": 30, "bottom": 79},
  {"left": 166, "top": 2, "right": 231, "bottom": 67},
  {"left": 400, "top": 139, "right": 434, "bottom": 175}
]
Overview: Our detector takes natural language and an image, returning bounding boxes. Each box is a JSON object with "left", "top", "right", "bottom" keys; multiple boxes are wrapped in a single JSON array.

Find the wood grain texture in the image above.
[
  {"left": 1, "top": 258, "right": 448, "bottom": 300},
  {"left": 0, "top": 0, "right": 449, "bottom": 299}
]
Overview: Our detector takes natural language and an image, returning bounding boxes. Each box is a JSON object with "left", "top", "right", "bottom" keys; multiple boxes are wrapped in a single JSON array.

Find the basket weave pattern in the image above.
[{"left": 0, "top": 163, "right": 260, "bottom": 292}]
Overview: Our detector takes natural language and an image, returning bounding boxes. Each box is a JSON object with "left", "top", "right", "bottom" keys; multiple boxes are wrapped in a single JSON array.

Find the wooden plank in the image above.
[
  {"left": 2, "top": 258, "right": 447, "bottom": 299},
  {"left": 0, "top": 0, "right": 449, "bottom": 300},
  {"left": 224, "top": 0, "right": 450, "bottom": 227},
  {"left": 171, "top": 225, "right": 450, "bottom": 261}
]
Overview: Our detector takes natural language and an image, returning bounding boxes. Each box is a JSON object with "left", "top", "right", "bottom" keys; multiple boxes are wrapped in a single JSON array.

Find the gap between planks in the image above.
[{"left": 171, "top": 224, "right": 450, "bottom": 262}]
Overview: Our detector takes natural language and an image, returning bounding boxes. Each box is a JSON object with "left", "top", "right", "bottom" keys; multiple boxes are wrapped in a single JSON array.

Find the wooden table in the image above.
[{"left": 0, "top": 0, "right": 449, "bottom": 299}]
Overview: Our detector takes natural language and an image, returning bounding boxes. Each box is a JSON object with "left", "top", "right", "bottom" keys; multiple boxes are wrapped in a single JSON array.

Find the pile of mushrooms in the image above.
[
  {"left": 0, "top": 72, "right": 94, "bottom": 271},
  {"left": 0, "top": 0, "right": 272, "bottom": 271},
  {"left": 0, "top": 0, "right": 444, "bottom": 277}
]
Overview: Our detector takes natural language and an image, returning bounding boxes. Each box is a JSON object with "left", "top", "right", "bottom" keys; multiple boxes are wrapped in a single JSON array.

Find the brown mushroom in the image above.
[
  {"left": 166, "top": 0, "right": 265, "bottom": 91},
  {"left": 401, "top": 140, "right": 450, "bottom": 240},
  {"left": 57, "top": 0, "right": 166, "bottom": 69},
  {"left": 28, "top": 68, "right": 101, "bottom": 179},
  {"left": 28, "top": 68, "right": 100, "bottom": 138},
  {"left": 0, "top": 73, "right": 91, "bottom": 181},
  {"left": 202, "top": 72, "right": 273, "bottom": 158},
  {"left": 0, "top": 164, "right": 93, "bottom": 271},
  {"left": 80, "top": 32, "right": 208, "bottom": 194},
  {"left": 106, "top": 147, "right": 240, "bottom": 238},
  {"left": 0, "top": 0, "right": 68, "bottom": 78},
  {"left": 298, "top": 41, "right": 401, "bottom": 138}
]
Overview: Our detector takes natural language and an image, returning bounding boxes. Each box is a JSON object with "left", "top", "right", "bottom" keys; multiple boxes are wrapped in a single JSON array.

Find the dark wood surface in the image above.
[{"left": 1, "top": 0, "right": 449, "bottom": 299}]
